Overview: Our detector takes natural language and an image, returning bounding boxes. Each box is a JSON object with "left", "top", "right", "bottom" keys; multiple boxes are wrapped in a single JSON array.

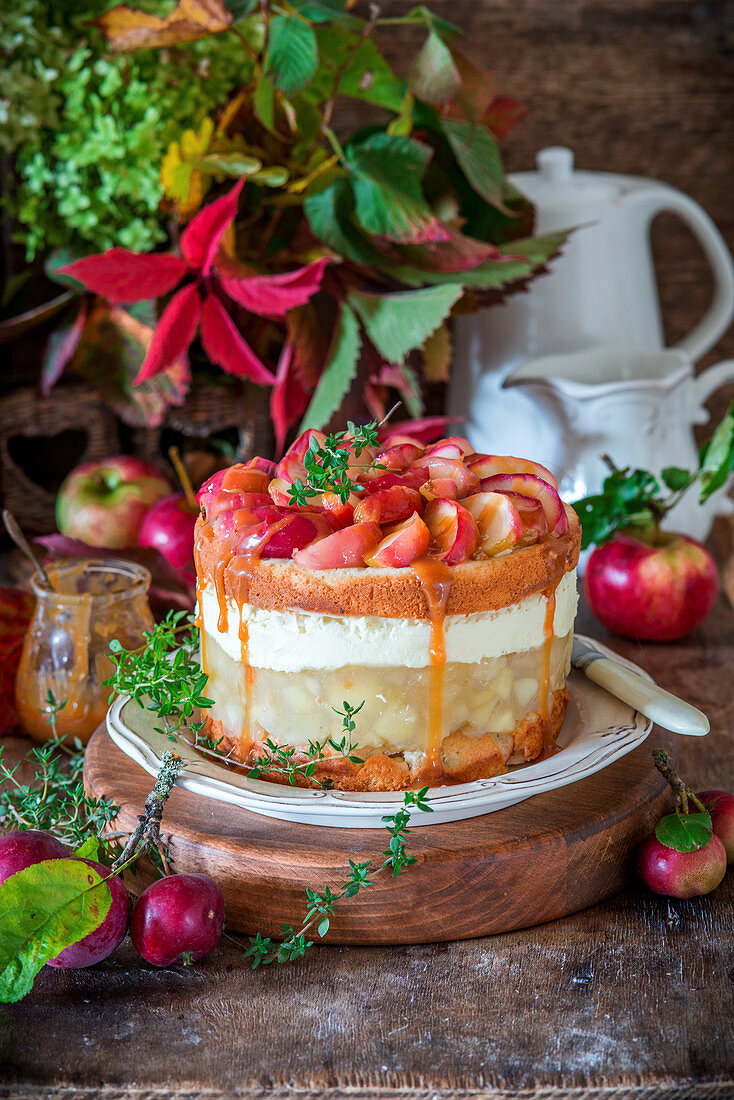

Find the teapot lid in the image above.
[{"left": 511, "top": 147, "right": 621, "bottom": 208}]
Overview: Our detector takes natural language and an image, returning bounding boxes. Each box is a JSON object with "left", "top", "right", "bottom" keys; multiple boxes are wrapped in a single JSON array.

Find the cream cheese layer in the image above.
[{"left": 199, "top": 568, "right": 578, "bottom": 671}]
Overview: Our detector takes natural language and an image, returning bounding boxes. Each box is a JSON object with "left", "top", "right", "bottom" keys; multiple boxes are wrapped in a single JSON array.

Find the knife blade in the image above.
[{"left": 571, "top": 636, "right": 709, "bottom": 737}]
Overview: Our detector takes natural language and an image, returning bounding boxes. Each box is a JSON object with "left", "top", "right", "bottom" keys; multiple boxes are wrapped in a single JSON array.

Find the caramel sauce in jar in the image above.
[{"left": 15, "top": 559, "right": 154, "bottom": 744}]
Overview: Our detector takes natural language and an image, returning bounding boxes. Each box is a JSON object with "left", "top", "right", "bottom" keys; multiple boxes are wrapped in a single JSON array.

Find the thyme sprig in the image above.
[
  {"left": 244, "top": 786, "right": 432, "bottom": 967},
  {"left": 288, "top": 421, "right": 383, "bottom": 507},
  {"left": 103, "top": 610, "right": 213, "bottom": 740},
  {"left": 246, "top": 701, "right": 365, "bottom": 785},
  {"left": 0, "top": 708, "right": 119, "bottom": 847}
]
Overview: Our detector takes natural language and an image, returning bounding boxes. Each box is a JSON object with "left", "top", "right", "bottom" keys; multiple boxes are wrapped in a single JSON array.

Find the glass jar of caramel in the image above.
[{"left": 15, "top": 559, "right": 154, "bottom": 744}]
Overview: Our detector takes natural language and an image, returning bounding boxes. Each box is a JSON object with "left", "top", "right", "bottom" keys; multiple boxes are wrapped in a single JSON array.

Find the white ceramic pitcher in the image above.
[
  {"left": 504, "top": 345, "right": 734, "bottom": 541},
  {"left": 450, "top": 147, "right": 734, "bottom": 455}
]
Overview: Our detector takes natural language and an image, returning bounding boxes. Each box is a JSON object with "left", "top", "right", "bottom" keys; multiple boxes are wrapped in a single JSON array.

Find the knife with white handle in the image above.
[{"left": 571, "top": 636, "right": 710, "bottom": 736}]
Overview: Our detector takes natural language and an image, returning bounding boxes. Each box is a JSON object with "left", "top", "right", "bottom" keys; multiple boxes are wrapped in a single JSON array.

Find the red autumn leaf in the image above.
[
  {"left": 199, "top": 293, "right": 276, "bottom": 386},
  {"left": 219, "top": 257, "right": 330, "bottom": 318},
  {"left": 484, "top": 95, "right": 528, "bottom": 141},
  {"left": 135, "top": 282, "right": 201, "bottom": 384},
  {"left": 378, "top": 416, "right": 462, "bottom": 444},
  {"left": 391, "top": 230, "right": 503, "bottom": 274},
  {"left": 270, "top": 341, "right": 311, "bottom": 455},
  {"left": 41, "top": 297, "right": 88, "bottom": 395},
  {"left": 180, "top": 179, "right": 244, "bottom": 276},
  {"left": 58, "top": 250, "right": 188, "bottom": 304}
]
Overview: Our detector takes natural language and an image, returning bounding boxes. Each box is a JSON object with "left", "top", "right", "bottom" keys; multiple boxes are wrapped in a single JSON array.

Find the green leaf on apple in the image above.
[
  {"left": 655, "top": 811, "right": 713, "bottom": 854},
  {"left": 0, "top": 859, "right": 111, "bottom": 1004},
  {"left": 699, "top": 400, "right": 734, "bottom": 503}
]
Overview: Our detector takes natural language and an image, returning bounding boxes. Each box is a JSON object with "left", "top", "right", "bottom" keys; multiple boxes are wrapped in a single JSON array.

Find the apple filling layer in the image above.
[{"left": 201, "top": 628, "right": 572, "bottom": 785}]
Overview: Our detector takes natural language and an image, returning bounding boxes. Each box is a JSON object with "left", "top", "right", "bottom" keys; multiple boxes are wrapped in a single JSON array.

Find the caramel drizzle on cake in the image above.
[{"left": 412, "top": 558, "right": 453, "bottom": 777}]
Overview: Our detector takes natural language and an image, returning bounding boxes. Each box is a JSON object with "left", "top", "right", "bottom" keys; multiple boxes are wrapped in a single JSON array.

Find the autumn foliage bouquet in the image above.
[{"left": 49, "top": 0, "right": 565, "bottom": 453}]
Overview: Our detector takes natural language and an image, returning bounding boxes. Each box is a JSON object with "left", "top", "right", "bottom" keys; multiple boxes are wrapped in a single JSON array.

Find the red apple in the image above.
[
  {"left": 48, "top": 859, "right": 130, "bottom": 969},
  {"left": 366, "top": 513, "right": 431, "bottom": 568},
  {"left": 697, "top": 789, "right": 734, "bottom": 863},
  {"left": 138, "top": 494, "right": 197, "bottom": 580},
  {"left": 292, "top": 522, "right": 381, "bottom": 569},
  {"left": 584, "top": 531, "right": 719, "bottom": 642},
  {"left": 637, "top": 832, "right": 727, "bottom": 898},
  {"left": 56, "top": 456, "right": 171, "bottom": 548}
]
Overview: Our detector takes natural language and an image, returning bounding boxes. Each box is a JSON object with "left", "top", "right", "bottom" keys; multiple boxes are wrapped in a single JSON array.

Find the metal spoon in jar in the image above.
[{"left": 2, "top": 509, "right": 54, "bottom": 589}]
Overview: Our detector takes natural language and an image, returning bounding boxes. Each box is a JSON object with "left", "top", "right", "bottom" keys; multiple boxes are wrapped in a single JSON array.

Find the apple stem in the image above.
[
  {"left": 652, "top": 749, "right": 707, "bottom": 815},
  {"left": 168, "top": 446, "right": 197, "bottom": 511}
]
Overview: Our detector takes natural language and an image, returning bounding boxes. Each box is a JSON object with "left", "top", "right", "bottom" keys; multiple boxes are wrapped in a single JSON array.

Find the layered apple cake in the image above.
[{"left": 194, "top": 430, "right": 581, "bottom": 790}]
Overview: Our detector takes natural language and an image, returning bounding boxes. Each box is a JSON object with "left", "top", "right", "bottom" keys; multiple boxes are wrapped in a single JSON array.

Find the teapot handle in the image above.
[
  {"left": 693, "top": 359, "right": 734, "bottom": 424},
  {"left": 627, "top": 185, "right": 734, "bottom": 362}
]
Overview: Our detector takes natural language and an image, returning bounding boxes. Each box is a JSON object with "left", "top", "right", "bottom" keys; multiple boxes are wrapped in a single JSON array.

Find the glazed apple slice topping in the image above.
[
  {"left": 469, "top": 454, "right": 558, "bottom": 490},
  {"left": 423, "top": 499, "right": 479, "bottom": 564},
  {"left": 461, "top": 492, "right": 523, "bottom": 555},
  {"left": 479, "top": 473, "right": 568, "bottom": 537},
  {"left": 292, "top": 521, "right": 382, "bottom": 569},
  {"left": 203, "top": 433, "right": 571, "bottom": 568},
  {"left": 365, "top": 512, "right": 431, "bottom": 568},
  {"left": 353, "top": 485, "right": 424, "bottom": 525}
]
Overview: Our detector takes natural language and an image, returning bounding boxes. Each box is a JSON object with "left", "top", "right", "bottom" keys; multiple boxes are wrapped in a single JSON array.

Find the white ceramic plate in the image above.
[{"left": 106, "top": 634, "right": 655, "bottom": 829}]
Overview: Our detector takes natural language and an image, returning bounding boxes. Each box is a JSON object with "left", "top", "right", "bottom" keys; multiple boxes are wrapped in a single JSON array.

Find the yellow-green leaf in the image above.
[
  {"left": 348, "top": 284, "right": 463, "bottom": 362},
  {"left": 0, "top": 860, "right": 112, "bottom": 1004}
]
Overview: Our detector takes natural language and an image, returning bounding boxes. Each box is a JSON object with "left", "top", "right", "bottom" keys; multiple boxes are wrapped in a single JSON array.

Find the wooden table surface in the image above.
[{"left": 1, "top": 592, "right": 732, "bottom": 1100}]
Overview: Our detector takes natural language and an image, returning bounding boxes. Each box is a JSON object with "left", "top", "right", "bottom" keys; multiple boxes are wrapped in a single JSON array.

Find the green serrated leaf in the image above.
[
  {"left": 410, "top": 30, "right": 460, "bottom": 105},
  {"left": 349, "top": 284, "right": 463, "bottom": 362},
  {"left": 441, "top": 119, "right": 506, "bottom": 210},
  {"left": 299, "top": 302, "right": 361, "bottom": 431},
  {"left": 655, "top": 811, "right": 713, "bottom": 853},
  {"left": 304, "top": 178, "right": 383, "bottom": 266},
  {"left": 344, "top": 133, "right": 439, "bottom": 244},
  {"left": 0, "top": 859, "right": 112, "bottom": 1003},
  {"left": 265, "top": 16, "right": 318, "bottom": 97},
  {"left": 388, "top": 230, "right": 569, "bottom": 288}
]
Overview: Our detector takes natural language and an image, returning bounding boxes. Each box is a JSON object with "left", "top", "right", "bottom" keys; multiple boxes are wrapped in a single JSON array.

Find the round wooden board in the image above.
[{"left": 84, "top": 726, "right": 676, "bottom": 944}]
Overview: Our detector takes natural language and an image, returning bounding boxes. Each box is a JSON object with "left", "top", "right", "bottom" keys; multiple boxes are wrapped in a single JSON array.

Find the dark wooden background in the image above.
[{"left": 373, "top": 0, "right": 734, "bottom": 388}]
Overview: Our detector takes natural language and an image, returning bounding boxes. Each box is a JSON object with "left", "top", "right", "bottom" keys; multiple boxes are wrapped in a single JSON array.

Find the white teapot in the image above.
[
  {"left": 450, "top": 147, "right": 734, "bottom": 458},
  {"left": 504, "top": 345, "right": 734, "bottom": 542}
]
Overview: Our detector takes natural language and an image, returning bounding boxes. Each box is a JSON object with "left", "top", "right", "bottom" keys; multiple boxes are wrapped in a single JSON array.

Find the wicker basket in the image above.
[
  {"left": 129, "top": 383, "right": 274, "bottom": 466},
  {"left": 0, "top": 385, "right": 120, "bottom": 532}
]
